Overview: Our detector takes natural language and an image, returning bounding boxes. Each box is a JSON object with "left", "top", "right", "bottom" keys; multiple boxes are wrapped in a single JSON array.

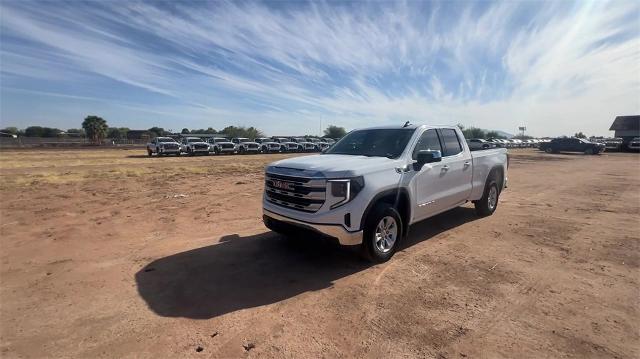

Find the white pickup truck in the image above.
[{"left": 263, "top": 124, "right": 508, "bottom": 262}]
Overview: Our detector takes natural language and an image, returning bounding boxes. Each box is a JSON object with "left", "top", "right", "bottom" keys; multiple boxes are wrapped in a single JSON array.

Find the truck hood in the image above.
[{"left": 268, "top": 154, "right": 400, "bottom": 178}]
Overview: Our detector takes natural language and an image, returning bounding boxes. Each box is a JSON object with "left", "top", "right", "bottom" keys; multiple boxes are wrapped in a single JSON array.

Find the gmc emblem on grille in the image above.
[{"left": 271, "top": 180, "right": 294, "bottom": 191}]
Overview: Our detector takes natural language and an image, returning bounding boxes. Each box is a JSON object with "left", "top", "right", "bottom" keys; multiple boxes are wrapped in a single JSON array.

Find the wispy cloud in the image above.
[{"left": 1, "top": 0, "right": 638, "bottom": 135}]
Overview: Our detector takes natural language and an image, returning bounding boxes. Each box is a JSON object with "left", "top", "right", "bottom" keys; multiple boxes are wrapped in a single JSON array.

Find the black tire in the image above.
[
  {"left": 544, "top": 147, "right": 553, "bottom": 153},
  {"left": 239, "top": 147, "right": 246, "bottom": 155},
  {"left": 362, "top": 204, "right": 403, "bottom": 263},
  {"left": 187, "top": 148, "right": 194, "bottom": 156},
  {"left": 147, "top": 149, "right": 153, "bottom": 157},
  {"left": 584, "top": 147, "right": 594, "bottom": 155},
  {"left": 214, "top": 147, "right": 220, "bottom": 155},
  {"left": 475, "top": 180, "right": 500, "bottom": 217}
]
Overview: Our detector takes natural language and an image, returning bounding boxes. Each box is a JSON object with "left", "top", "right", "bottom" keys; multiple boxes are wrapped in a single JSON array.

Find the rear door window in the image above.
[{"left": 439, "top": 129, "right": 463, "bottom": 157}]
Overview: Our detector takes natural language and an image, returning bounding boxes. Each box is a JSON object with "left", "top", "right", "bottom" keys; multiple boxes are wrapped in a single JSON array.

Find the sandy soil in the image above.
[{"left": 0, "top": 148, "right": 638, "bottom": 358}]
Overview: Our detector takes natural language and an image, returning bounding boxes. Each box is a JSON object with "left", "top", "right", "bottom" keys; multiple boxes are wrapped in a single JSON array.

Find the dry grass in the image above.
[{"left": 0, "top": 149, "right": 298, "bottom": 189}]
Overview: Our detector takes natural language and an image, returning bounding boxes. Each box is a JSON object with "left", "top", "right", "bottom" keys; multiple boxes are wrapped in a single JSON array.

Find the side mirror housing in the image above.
[{"left": 414, "top": 150, "right": 442, "bottom": 170}]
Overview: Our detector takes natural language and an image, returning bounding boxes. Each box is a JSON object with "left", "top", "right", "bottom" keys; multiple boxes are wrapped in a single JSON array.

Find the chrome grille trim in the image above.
[{"left": 265, "top": 173, "right": 326, "bottom": 213}]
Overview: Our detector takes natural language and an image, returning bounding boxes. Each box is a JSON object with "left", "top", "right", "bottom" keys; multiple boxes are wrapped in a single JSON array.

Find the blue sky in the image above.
[{"left": 1, "top": 0, "right": 638, "bottom": 136}]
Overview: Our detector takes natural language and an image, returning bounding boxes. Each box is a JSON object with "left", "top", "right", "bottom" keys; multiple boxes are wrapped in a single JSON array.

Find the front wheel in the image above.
[
  {"left": 544, "top": 147, "right": 554, "bottom": 153},
  {"left": 584, "top": 148, "right": 594, "bottom": 155},
  {"left": 475, "top": 180, "right": 499, "bottom": 217},
  {"left": 147, "top": 149, "right": 153, "bottom": 157},
  {"left": 362, "top": 205, "right": 402, "bottom": 263}
]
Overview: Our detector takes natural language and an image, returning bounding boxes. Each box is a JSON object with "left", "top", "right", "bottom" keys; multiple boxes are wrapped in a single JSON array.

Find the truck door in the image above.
[
  {"left": 437, "top": 128, "right": 473, "bottom": 208},
  {"left": 411, "top": 129, "right": 450, "bottom": 220}
]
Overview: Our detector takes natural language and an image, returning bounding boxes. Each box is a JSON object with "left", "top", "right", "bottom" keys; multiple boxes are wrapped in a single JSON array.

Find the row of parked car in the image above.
[
  {"left": 468, "top": 136, "right": 640, "bottom": 154},
  {"left": 146, "top": 136, "right": 337, "bottom": 156},
  {"left": 466, "top": 138, "right": 551, "bottom": 150}
]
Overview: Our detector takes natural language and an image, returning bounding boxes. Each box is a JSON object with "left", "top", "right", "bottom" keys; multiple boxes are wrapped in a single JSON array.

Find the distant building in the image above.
[{"left": 609, "top": 115, "right": 640, "bottom": 139}]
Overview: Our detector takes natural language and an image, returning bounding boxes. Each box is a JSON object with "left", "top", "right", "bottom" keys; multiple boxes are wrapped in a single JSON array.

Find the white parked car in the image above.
[
  {"left": 231, "top": 138, "right": 260, "bottom": 154},
  {"left": 289, "top": 137, "right": 317, "bottom": 152},
  {"left": 466, "top": 139, "right": 493, "bottom": 150},
  {"left": 207, "top": 137, "right": 236, "bottom": 155},
  {"left": 271, "top": 137, "right": 300, "bottom": 152},
  {"left": 255, "top": 138, "right": 283, "bottom": 153},
  {"left": 180, "top": 137, "right": 210, "bottom": 155},
  {"left": 308, "top": 138, "right": 330, "bottom": 152},
  {"left": 263, "top": 124, "right": 509, "bottom": 262},
  {"left": 146, "top": 137, "right": 181, "bottom": 156},
  {"left": 628, "top": 137, "right": 640, "bottom": 151}
]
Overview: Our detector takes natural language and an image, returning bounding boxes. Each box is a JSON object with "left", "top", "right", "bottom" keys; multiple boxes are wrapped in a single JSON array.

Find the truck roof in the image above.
[{"left": 352, "top": 124, "right": 459, "bottom": 131}]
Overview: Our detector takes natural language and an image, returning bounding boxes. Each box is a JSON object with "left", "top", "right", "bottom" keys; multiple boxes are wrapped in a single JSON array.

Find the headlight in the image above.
[{"left": 326, "top": 177, "right": 364, "bottom": 209}]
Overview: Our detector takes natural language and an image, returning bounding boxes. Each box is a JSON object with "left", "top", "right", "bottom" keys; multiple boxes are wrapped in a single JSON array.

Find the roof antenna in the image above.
[{"left": 403, "top": 121, "right": 411, "bottom": 128}]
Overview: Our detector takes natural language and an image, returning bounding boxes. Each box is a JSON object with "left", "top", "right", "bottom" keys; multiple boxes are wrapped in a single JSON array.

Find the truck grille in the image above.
[
  {"left": 248, "top": 144, "right": 258, "bottom": 149},
  {"left": 194, "top": 144, "right": 208, "bottom": 150},
  {"left": 221, "top": 144, "right": 234, "bottom": 149},
  {"left": 265, "top": 173, "right": 326, "bottom": 212}
]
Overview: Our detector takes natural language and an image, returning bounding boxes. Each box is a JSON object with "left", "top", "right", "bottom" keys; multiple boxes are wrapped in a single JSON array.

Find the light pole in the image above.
[{"left": 518, "top": 126, "right": 526, "bottom": 138}]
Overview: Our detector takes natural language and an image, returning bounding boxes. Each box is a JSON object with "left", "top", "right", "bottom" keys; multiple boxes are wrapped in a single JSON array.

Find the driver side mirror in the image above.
[{"left": 414, "top": 150, "right": 442, "bottom": 170}]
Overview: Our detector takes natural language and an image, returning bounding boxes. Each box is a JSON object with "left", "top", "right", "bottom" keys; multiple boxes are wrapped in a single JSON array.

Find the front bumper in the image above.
[
  {"left": 263, "top": 209, "right": 363, "bottom": 246},
  {"left": 159, "top": 147, "right": 180, "bottom": 154}
]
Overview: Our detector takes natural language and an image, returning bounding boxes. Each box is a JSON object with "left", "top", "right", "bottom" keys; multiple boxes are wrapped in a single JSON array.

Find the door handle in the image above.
[
  {"left": 441, "top": 165, "right": 450, "bottom": 171},
  {"left": 463, "top": 161, "right": 471, "bottom": 168}
]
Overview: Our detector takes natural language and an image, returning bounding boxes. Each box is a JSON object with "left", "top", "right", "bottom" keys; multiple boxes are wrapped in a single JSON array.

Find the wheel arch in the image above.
[
  {"left": 486, "top": 165, "right": 505, "bottom": 191},
  {"left": 360, "top": 188, "right": 411, "bottom": 237}
]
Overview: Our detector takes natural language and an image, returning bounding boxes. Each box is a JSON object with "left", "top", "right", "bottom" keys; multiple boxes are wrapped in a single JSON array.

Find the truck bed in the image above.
[{"left": 470, "top": 148, "right": 508, "bottom": 201}]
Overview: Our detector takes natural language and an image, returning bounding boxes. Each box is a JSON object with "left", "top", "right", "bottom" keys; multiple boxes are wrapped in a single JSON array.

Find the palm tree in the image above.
[{"left": 82, "top": 116, "right": 108, "bottom": 144}]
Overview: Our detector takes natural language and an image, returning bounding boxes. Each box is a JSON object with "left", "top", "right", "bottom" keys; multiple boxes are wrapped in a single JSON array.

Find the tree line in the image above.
[{"left": 2, "top": 116, "right": 348, "bottom": 143}]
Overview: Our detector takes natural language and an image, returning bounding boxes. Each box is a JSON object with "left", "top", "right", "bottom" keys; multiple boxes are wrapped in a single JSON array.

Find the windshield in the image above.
[
  {"left": 157, "top": 138, "right": 175, "bottom": 143},
  {"left": 213, "top": 138, "right": 227, "bottom": 143},
  {"left": 238, "top": 138, "right": 251, "bottom": 143},
  {"left": 324, "top": 129, "right": 415, "bottom": 158},
  {"left": 188, "top": 138, "right": 202, "bottom": 143}
]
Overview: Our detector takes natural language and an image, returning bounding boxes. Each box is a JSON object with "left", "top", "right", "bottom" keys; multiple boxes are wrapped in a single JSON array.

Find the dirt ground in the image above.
[{"left": 0, "top": 148, "right": 638, "bottom": 358}]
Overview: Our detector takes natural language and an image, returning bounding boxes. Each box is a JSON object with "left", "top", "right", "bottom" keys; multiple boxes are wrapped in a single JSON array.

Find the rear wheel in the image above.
[
  {"left": 147, "top": 149, "right": 153, "bottom": 157},
  {"left": 362, "top": 205, "right": 402, "bottom": 263},
  {"left": 584, "top": 147, "right": 594, "bottom": 155},
  {"left": 214, "top": 147, "right": 220, "bottom": 155},
  {"left": 544, "top": 147, "right": 553, "bottom": 153},
  {"left": 475, "top": 180, "right": 499, "bottom": 217}
]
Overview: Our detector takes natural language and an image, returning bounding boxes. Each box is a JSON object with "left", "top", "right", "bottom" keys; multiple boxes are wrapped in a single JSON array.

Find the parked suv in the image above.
[
  {"left": 272, "top": 137, "right": 300, "bottom": 152},
  {"left": 309, "top": 138, "right": 330, "bottom": 152},
  {"left": 207, "top": 137, "right": 236, "bottom": 155},
  {"left": 181, "top": 137, "right": 210, "bottom": 155},
  {"left": 147, "top": 137, "right": 181, "bottom": 156},
  {"left": 539, "top": 138, "right": 605, "bottom": 155},
  {"left": 255, "top": 138, "right": 283, "bottom": 153},
  {"left": 289, "top": 137, "right": 316, "bottom": 152},
  {"left": 232, "top": 138, "right": 260, "bottom": 154},
  {"left": 263, "top": 125, "right": 508, "bottom": 262}
]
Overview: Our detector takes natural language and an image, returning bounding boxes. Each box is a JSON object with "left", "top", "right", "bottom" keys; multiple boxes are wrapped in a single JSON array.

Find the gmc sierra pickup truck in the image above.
[
  {"left": 147, "top": 137, "right": 181, "bottom": 156},
  {"left": 263, "top": 124, "right": 508, "bottom": 262}
]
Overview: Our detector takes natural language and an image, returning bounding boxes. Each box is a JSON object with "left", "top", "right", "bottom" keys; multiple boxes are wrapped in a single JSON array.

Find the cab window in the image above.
[
  {"left": 412, "top": 129, "right": 442, "bottom": 160},
  {"left": 440, "top": 129, "right": 463, "bottom": 156}
]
